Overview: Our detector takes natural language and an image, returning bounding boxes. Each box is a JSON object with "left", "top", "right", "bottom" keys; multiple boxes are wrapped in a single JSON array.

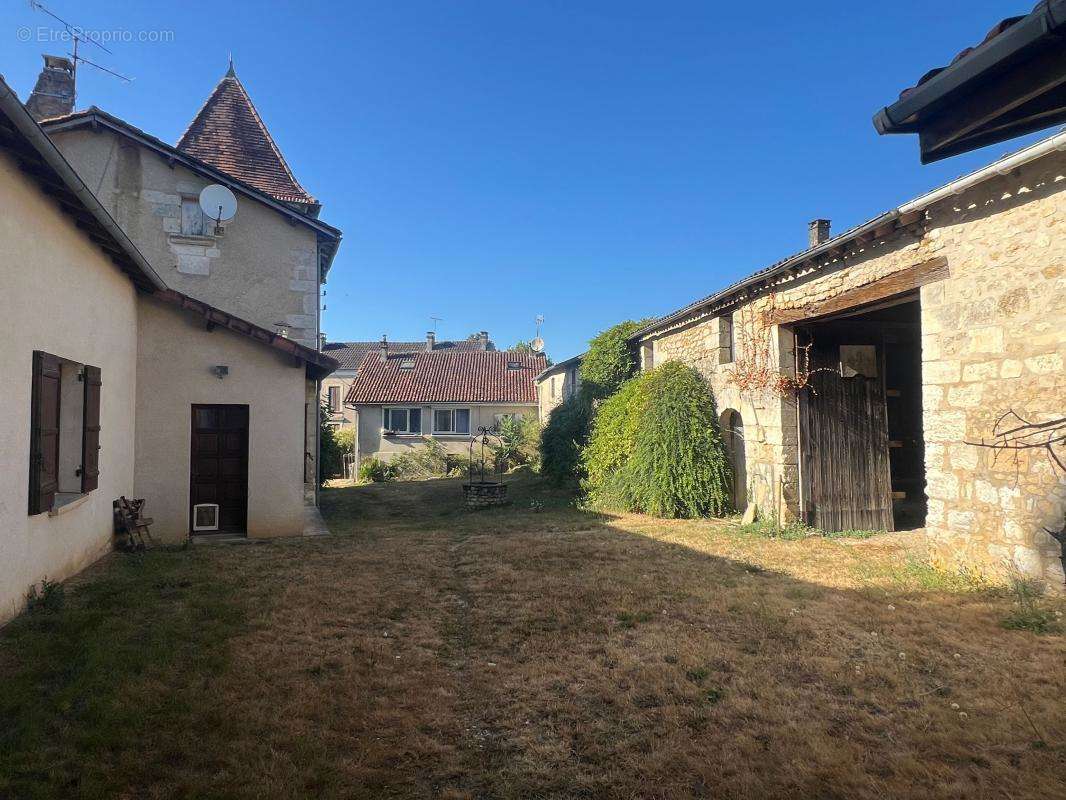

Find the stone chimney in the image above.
[
  {"left": 478, "top": 331, "right": 489, "bottom": 350},
  {"left": 426, "top": 331, "right": 436, "bottom": 351},
  {"left": 26, "top": 55, "right": 75, "bottom": 121},
  {"left": 379, "top": 335, "right": 389, "bottom": 363},
  {"left": 808, "top": 219, "right": 831, "bottom": 248}
]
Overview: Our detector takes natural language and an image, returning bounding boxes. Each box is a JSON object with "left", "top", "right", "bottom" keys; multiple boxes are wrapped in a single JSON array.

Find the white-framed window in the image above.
[
  {"left": 383, "top": 407, "right": 421, "bottom": 434},
  {"left": 433, "top": 408, "right": 471, "bottom": 435}
]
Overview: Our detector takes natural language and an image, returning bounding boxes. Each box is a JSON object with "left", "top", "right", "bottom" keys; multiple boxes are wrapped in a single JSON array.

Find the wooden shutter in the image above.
[
  {"left": 81, "top": 365, "right": 102, "bottom": 493},
  {"left": 28, "top": 351, "right": 61, "bottom": 515}
]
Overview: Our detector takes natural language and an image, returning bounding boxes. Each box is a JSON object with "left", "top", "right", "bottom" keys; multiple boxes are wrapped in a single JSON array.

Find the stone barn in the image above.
[{"left": 631, "top": 132, "right": 1066, "bottom": 584}]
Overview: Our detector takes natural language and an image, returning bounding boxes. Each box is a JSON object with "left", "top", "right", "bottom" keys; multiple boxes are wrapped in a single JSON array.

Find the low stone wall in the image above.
[{"left": 463, "top": 482, "right": 509, "bottom": 509}]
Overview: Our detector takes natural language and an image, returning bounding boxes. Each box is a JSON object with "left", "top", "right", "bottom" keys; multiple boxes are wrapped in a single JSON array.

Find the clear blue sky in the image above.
[{"left": 4, "top": 1, "right": 1047, "bottom": 361}]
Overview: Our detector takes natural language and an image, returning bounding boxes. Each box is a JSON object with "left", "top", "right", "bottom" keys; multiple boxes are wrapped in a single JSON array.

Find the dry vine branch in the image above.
[
  {"left": 725, "top": 294, "right": 836, "bottom": 399},
  {"left": 967, "top": 410, "right": 1066, "bottom": 584},
  {"left": 964, "top": 410, "right": 1066, "bottom": 474}
]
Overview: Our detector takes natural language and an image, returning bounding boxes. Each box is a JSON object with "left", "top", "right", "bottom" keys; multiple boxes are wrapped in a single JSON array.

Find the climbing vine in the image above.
[{"left": 724, "top": 294, "right": 828, "bottom": 399}]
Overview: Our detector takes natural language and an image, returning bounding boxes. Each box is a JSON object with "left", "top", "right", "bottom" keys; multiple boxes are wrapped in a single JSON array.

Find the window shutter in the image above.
[
  {"left": 81, "top": 365, "right": 102, "bottom": 493},
  {"left": 28, "top": 351, "right": 61, "bottom": 515}
]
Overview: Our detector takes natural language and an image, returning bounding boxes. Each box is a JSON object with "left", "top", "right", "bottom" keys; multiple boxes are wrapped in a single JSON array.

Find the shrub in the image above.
[
  {"left": 582, "top": 376, "right": 648, "bottom": 508},
  {"left": 494, "top": 415, "right": 541, "bottom": 471},
  {"left": 389, "top": 439, "right": 450, "bottom": 481},
  {"left": 358, "top": 457, "right": 392, "bottom": 483},
  {"left": 26, "top": 579, "right": 64, "bottom": 614},
  {"left": 539, "top": 392, "right": 594, "bottom": 484},
  {"left": 318, "top": 401, "right": 343, "bottom": 484},
  {"left": 334, "top": 427, "right": 355, "bottom": 455},
  {"left": 580, "top": 320, "right": 651, "bottom": 400},
  {"left": 1002, "top": 573, "right": 1061, "bottom": 634},
  {"left": 603, "top": 361, "right": 732, "bottom": 518}
]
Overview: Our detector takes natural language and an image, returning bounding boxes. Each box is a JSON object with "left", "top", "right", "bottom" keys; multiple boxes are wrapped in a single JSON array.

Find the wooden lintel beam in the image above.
[{"left": 767, "top": 256, "right": 949, "bottom": 325}]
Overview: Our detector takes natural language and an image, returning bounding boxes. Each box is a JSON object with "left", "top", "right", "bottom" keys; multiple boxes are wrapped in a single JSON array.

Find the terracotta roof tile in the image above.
[
  {"left": 897, "top": 10, "right": 1030, "bottom": 100},
  {"left": 323, "top": 339, "right": 492, "bottom": 370},
  {"left": 177, "top": 66, "right": 316, "bottom": 205},
  {"left": 347, "top": 351, "right": 545, "bottom": 405}
]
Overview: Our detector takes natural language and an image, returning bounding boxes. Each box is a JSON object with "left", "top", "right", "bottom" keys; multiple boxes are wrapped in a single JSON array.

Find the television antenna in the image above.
[
  {"left": 531, "top": 314, "right": 545, "bottom": 353},
  {"left": 29, "top": 1, "right": 133, "bottom": 101},
  {"left": 430, "top": 315, "right": 443, "bottom": 333}
]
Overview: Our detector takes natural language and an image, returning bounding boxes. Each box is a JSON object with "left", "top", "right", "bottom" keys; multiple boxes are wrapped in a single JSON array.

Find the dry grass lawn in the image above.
[{"left": 1, "top": 471, "right": 1064, "bottom": 799}]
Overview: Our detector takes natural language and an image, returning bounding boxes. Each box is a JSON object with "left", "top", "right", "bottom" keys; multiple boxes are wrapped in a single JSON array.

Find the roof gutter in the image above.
[
  {"left": 630, "top": 128, "right": 1066, "bottom": 342},
  {"left": 874, "top": 0, "right": 1066, "bottom": 134},
  {"left": 898, "top": 127, "right": 1066, "bottom": 212},
  {"left": 0, "top": 78, "right": 166, "bottom": 291}
]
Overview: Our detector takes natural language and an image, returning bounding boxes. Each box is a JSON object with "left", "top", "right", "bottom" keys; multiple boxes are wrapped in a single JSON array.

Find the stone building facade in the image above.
[{"left": 633, "top": 136, "right": 1066, "bottom": 584}]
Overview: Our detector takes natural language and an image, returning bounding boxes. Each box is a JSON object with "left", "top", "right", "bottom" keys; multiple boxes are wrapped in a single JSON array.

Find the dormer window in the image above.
[
  {"left": 399, "top": 358, "right": 415, "bottom": 370},
  {"left": 507, "top": 361, "right": 522, "bottom": 370}
]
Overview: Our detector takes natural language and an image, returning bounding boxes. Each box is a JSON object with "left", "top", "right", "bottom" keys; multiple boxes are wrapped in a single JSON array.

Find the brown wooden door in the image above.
[
  {"left": 190, "top": 405, "right": 249, "bottom": 533},
  {"left": 797, "top": 329, "right": 894, "bottom": 532}
]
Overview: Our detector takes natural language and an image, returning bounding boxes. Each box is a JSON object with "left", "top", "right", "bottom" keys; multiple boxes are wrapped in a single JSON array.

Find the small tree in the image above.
[
  {"left": 318, "top": 401, "right": 343, "bottom": 485},
  {"left": 494, "top": 414, "right": 541, "bottom": 470},
  {"left": 580, "top": 319, "right": 651, "bottom": 400},
  {"left": 539, "top": 392, "right": 594, "bottom": 484}
]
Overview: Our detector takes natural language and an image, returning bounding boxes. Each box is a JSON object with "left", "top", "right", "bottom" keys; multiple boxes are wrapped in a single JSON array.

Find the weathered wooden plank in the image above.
[{"left": 769, "top": 257, "right": 949, "bottom": 325}]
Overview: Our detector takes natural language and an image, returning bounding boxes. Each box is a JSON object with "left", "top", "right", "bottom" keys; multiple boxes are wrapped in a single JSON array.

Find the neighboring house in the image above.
[
  {"left": 31, "top": 57, "right": 342, "bottom": 499},
  {"left": 320, "top": 332, "right": 493, "bottom": 429},
  {"left": 0, "top": 77, "right": 337, "bottom": 622},
  {"left": 535, "top": 353, "right": 583, "bottom": 420},
  {"left": 345, "top": 346, "right": 544, "bottom": 465},
  {"left": 630, "top": 135, "right": 1066, "bottom": 584}
]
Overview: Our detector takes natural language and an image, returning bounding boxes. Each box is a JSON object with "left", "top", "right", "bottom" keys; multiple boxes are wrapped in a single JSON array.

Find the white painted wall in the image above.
[
  {"left": 134, "top": 295, "right": 308, "bottom": 541},
  {"left": 0, "top": 151, "right": 139, "bottom": 623}
]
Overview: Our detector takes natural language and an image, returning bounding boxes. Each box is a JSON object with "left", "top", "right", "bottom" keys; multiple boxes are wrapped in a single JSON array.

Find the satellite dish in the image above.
[
  {"left": 199, "top": 184, "right": 237, "bottom": 223},
  {"left": 530, "top": 337, "right": 545, "bottom": 353}
]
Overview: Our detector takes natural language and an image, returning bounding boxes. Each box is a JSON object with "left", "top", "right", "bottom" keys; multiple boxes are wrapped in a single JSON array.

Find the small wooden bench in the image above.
[{"left": 114, "top": 496, "right": 154, "bottom": 551}]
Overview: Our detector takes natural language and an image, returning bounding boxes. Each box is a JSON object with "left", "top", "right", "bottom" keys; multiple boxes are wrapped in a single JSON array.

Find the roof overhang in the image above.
[
  {"left": 534, "top": 353, "right": 584, "bottom": 382},
  {"left": 0, "top": 77, "right": 165, "bottom": 292},
  {"left": 155, "top": 289, "right": 338, "bottom": 380},
  {"left": 41, "top": 108, "right": 342, "bottom": 277},
  {"left": 873, "top": 0, "right": 1066, "bottom": 162}
]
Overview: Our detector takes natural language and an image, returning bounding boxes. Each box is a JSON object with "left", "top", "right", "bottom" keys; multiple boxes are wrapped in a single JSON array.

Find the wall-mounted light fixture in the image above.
[{"left": 212, "top": 365, "right": 229, "bottom": 380}]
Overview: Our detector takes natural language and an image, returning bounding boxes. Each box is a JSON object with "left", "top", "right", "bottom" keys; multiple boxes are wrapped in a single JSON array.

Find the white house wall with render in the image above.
[{"left": 0, "top": 77, "right": 338, "bottom": 624}]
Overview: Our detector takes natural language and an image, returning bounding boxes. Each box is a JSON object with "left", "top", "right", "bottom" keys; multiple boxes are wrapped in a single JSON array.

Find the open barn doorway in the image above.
[{"left": 794, "top": 293, "right": 925, "bottom": 532}]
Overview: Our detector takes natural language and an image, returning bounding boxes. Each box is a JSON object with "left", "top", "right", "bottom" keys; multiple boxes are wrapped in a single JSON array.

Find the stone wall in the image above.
[
  {"left": 48, "top": 127, "right": 323, "bottom": 349},
  {"left": 639, "top": 148, "right": 1066, "bottom": 584}
]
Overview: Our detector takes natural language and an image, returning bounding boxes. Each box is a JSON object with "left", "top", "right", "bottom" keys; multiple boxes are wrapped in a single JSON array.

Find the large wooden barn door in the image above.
[{"left": 797, "top": 329, "right": 894, "bottom": 532}]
